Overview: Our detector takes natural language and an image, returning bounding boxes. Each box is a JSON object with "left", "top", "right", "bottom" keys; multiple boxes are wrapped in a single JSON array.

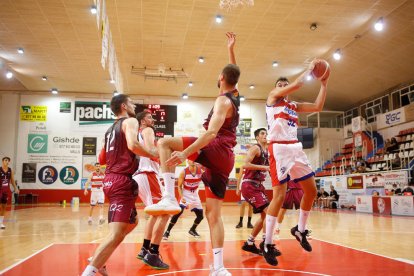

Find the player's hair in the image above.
[
  {"left": 275, "top": 77, "right": 289, "bottom": 87},
  {"left": 136, "top": 110, "right": 152, "bottom": 124},
  {"left": 110, "top": 94, "right": 130, "bottom": 115},
  {"left": 2, "top": 157, "right": 10, "bottom": 162},
  {"left": 254, "top": 128, "right": 267, "bottom": 139},
  {"left": 222, "top": 64, "right": 240, "bottom": 86},
  {"left": 94, "top": 162, "right": 100, "bottom": 166}
]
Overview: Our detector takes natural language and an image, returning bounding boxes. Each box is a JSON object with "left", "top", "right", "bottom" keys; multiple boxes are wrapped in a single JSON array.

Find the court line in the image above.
[
  {"left": 313, "top": 238, "right": 414, "bottom": 264},
  {"left": 0, "top": 243, "right": 55, "bottom": 274},
  {"left": 148, "top": 267, "right": 330, "bottom": 275}
]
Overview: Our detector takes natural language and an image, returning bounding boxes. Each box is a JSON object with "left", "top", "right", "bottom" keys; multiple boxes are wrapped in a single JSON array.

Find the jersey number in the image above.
[
  {"left": 287, "top": 119, "right": 296, "bottom": 127},
  {"left": 106, "top": 130, "right": 115, "bottom": 152}
]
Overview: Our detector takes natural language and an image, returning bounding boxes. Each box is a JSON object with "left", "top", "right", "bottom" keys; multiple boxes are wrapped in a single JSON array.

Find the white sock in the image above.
[
  {"left": 298, "top": 209, "right": 310, "bottom": 232},
  {"left": 265, "top": 214, "right": 277, "bottom": 244},
  {"left": 162, "top": 173, "right": 175, "bottom": 198},
  {"left": 82, "top": 265, "right": 98, "bottom": 276},
  {"left": 247, "top": 234, "right": 255, "bottom": 245},
  {"left": 212, "top": 248, "right": 224, "bottom": 270},
  {"left": 0, "top": 216, "right": 4, "bottom": 224},
  {"left": 88, "top": 216, "right": 92, "bottom": 220}
]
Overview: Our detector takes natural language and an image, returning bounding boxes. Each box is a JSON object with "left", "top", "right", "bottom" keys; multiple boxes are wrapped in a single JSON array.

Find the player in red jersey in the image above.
[
  {"left": 262, "top": 61, "right": 329, "bottom": 266},
  {"left": 163, "top": 160, "right": 204, "bottom": 240},
  {"left": 84, "top": 163, "right": 105, "bottom": 225},
  {"left": 145, "top": 32, "right": 240, "bottom": 276},
  {"left": 82, "top": 94, "right": 157, "bottom": 276},
  {"left": 0, "top": 157, "right": 19, "bottom": 229}
]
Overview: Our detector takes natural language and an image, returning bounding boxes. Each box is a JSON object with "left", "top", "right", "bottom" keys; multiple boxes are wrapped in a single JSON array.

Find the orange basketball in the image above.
[{"left": 311, "top": 59, "right": 330, "bottom": 80}]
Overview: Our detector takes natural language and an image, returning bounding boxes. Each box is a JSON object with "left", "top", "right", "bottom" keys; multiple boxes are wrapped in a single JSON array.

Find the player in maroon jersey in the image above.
[
  {"left": 82, "top": 94, "right": 157, "bottom": 276},
  {"left": 0, "top": 157, "right": 19, "bottom": 229},
  {"left": 145, "top": 32, "right": 239, "bottom": 276}
]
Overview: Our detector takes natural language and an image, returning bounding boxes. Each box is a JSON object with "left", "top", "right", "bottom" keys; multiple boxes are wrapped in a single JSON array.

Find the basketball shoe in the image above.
[
  {"left": 241, "top": 241, "right": 262, "bottom": 255},
  {"left": 88, "top": 218, "right": 93, "bottom": 225},
  {"left": 99, "top": 217, "right": 105, "bottom": 225},
  {"left": 209, "top": 265, "right": 231, "bottom": 276},
  {"left": 143, "top": 252, "right": 169, "bottom": 270},
  {"left": 163, "top": 231, "right": 170, "bottom": 240},
  {"left": 260, "top": 241, "right": 281, "bottom": 257},
  {"left": 262, "top": 244, "right": 279, "bottom": 266},
  {"left": 235, "top": 222, "right": 243, "bottom": 228},
  {"left": 188, "top": 229, "right": 201, "bottom": 238},
  {"left": 0, "top": 224, "right": 5, "bottom": 229},
  {"left": 291, "top": 225, "right": 312, "bottom": 252},
  {"left": 136, "top": 248, "right": 149, "bottom": 260},
  {"left": 144, "top": 196, "right": 181, "bottom": 216}
]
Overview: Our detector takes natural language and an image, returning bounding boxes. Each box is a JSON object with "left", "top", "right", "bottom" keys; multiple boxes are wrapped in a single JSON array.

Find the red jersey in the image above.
[
  {"left": 183, "top": 166, "right": 203, "bottom": 191},
  {"left": 203, "top": 90, "right": 240, "bottom": 148},
  {"left": 0, "top": 167, "right": 11, "bottom": 192},
  {"left": 243, "top": 144, "right": 269, "bottom": 182},
  {"left": 90, "top": 172, "right": 104, "bottom": 189},
  {"left": 104, "top": 118, "right": 138, "bottom": 175}
]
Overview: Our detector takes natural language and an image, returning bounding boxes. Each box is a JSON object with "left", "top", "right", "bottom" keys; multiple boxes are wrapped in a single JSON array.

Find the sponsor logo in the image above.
[
  {"left": 109, "top": 204, "right": 123, "bottom": 212},
  {"left": 385, "top": 111, "right": 401, "bottom": 125},
  {"left": 74, "top": 101, "right": 116, "bottom": 125},
  {"left": 38, "top": 166, "right": 58, "bottom": 184},
  {"left": 377, "top": 198, "right": 386, "bottom": 214},
  {"left": 28, "top": 134, "right": 48, "bottom": 153},
  {"left": 52, "top": 137, "right": 80, "bottom": 143},
  {"left": 59, "top": 166, "right": 79, "bottom": 185}
]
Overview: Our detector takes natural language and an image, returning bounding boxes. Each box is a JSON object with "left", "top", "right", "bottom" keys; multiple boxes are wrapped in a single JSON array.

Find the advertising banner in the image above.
[
  {"left": 20, "top": 105, "right": 47, "bottom": 122},
  {"left": 391, "top": 196, "right": 414, "bottom": 216},
  {"left": 356, "top": 196, "right": 373, "bottom": 213},
  {"left": 372, "top": 196, "right": 392, "bottom": 215},
  {"left": 377, "top": 107, "right": 406, "bottom": 129},
  {"left": 347, "top": 175, "right": 364, "bottom": 189}
]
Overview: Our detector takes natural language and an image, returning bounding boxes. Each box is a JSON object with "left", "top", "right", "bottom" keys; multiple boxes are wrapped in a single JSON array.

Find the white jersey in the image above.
[
  {"left": 266, "top": 98, "right": 298, "bottom": 142},
  {"left": 137, "top": 129, "right": 160, "bottom": 174},
  {"left": 90, "top": 172, "right": 104, "bottom": 191}
]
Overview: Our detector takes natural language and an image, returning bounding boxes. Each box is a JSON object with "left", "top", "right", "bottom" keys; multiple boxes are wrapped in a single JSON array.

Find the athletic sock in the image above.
[
  {"left": 143, "top": 239, "right": 151, "bottom": 250},
  {"left": 213, "top": 248, "right": 224, "bottom": 270},
  {"left": 265, "top": 214, "right": 277, "bottom": 245},
  {"left": 298, "top": 209, "right": 310, "bottom": 233},
  {"left": 239, "top": 217, "right": 243, "bottom": 223},
  {"left": 247, "top": 235, "right": 255, "bottom": 245},
  {"left": 150, "top": 244, "right": 160, "bottom": 254},
  {"left": 81, "top": 265, "right": 98, "bottom": 276},
  {"left": 162, "top": 173, "right": 175, "bottom": 198},
  {"left": 247, "top": 216, "right": 252, "bottom": 224}
]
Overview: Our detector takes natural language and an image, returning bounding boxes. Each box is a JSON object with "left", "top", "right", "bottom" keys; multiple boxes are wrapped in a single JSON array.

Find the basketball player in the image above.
[
  {"left": 235, "top": 170, "right": 253, "bottom": 229},
  {"left": 133, "top": 110, "right": 170, "bottom": 270},
  {"left": 84, "top": 163, "right": 105, "bottom": 225},
  {"left": 240, "top": 128, "right": 278, "bottom": 257},
  {"left": 0, "top": 157, "right": 19, "bottom": 229},
  {"left": 145, "top": 32, "right": 240, "bottom": 276},
  {"left": 263, "top": 60, "right": 329, "bottom": 266},
  {"left": 163, "top": 160, "right": 204, "bottom": 240},
  {"left": 82, "top": 94, "right": 157, "bottom": 276}
]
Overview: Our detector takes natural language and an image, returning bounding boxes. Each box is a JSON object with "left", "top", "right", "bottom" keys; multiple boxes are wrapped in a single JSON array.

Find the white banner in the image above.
[
  {"left": 377, "top": 107, "right": 406, "bottom": 129},
  {"left": 356, "top": 196, "right": 373, "bottom": 213},
  {"left": 352, "top": 116, "right": 362, "bottom": 133},
  {"left": 364, "top": 173, "right": 385, "bottom": 188},
  {"left": 384, "top": 171, "right": 408, "bottom": 189},
  {"left": 391, "top": 196, "right": 414, "bottom": 216}
]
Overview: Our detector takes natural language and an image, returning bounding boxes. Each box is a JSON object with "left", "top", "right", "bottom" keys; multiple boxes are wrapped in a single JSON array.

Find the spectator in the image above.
[
  {"left": 402, "top": 185, "right": 414, "bottom": 195},
  {"left": 387, "top": 137, "right": 398, "bottom": 152},
  {"left": 384, "top": 139, "right": 391, "bottom": 152},
  {"left": 316, "top": 188, "right": 329, "bottom": 208},
  {"left": 356, "top": 159, "right": 367, "bottom": 173},
  {"left": 323, "top": 185, "right": 339, "bottom": 208},
  {"left": 372, "top": 190, "right": 380, "bottom": 196}
]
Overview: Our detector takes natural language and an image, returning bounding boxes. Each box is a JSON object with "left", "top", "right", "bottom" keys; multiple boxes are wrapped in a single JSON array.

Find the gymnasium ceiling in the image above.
[{"left": 0, "top": 0, "right": 414, "bottom": 110}]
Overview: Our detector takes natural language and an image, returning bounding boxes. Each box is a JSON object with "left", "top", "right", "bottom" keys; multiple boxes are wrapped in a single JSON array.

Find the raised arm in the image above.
[
  {"left": 296, "top": 77, "right": 328, "bottom": 113},
  {"left": 266, "top": 60, "right": 317, "bottom": 106},
  {"left": 226, "top": 32, "right": 236, "bottom": 65},
  {"left": 124, "top": 118, "right": 158, "bottom": 158},
  {"left": 242, "top": 145, "right": 269, "bottom": 171}
]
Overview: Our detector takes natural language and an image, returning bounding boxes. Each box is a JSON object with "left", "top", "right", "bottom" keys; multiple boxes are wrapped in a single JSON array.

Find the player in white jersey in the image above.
[
  {"left": 163, "top": 160, "right": 204, "bottom": 239},
  {"left": 84, "top": 163, "right": 105, "bottom": 225},
  {"left": 262, "top": 60, "right": 329, "bottom": 266},
  {"left": 132, "top": 110, "right": 170, "bottom": 270}
]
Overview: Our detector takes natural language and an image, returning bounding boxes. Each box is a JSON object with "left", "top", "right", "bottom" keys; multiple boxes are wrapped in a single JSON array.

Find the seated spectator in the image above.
[
  {"left": 317, "top": 188, "right": 329, "bottom": 208},
  {"left": 387, "top": 137, "right": 398, "bottom": 152},
  {"left": 402, "top": 185, "right": 414, "bottom": 195},
  {"left": 391, "top": 155, "right": 401, "bottom": 169},
  {"left": 323, "top": 185, "right": 339, "bottom": 208},
  {"left": 372, "top": 191, "right": 380, "bottom": 196},
  {"left": 356, "top": 159, "right": 367, "bottom": 173},
  {"left": 384, "top": 139, "right": 391, "bottom": 152}
]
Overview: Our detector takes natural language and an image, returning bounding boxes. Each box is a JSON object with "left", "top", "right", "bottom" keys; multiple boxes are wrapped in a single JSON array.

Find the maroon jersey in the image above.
[
  {"left": 203, "top": 90, "right": 240, "bottom": 148},
  {"left": 104, "top": 118, "right": 138, "bottom": 175},
  {"left": 287, "top": 180, "right": 302, "bottom": 191},
  {"left": 243, "top": 144, "right": 269, "bottom": 182},
  {"left": 0, "top": 167, "right": 11, "bottom": 192}
]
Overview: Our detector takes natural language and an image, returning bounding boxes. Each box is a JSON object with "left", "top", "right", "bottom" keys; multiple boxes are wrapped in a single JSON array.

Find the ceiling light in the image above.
[
  {"left": 272, "top": 61, "right": 279, "bottom": 67},
  {"left": 113, "top": 91, "right": 119, "bottom": 96},
  {"left": 182, "top": 93, "right": 189, "bottom": 100},
  {"left": 306, "top": 75, "right": 313, "bottom": 81},
  {"left": 6, "top": 71, "right": 13, "bottom": 79},
  {"left": 333, "top": 49, "right": 342, "bottom": 60},
  {"left": 188, "top": 81, "right": 193, "bottom": 87},
  {"left": 249, "top": 84, "right": 255, "bottom": 89},
  {"left": 310, "top": 23, "right": 318, "bottom": 31},
  {"left": 42, "top": 76, "right": 48, "bottom": 81},
  {"left": 90, "top": 5, "right": 97, "bottom": 14},
  {"left": 374, "top": 17, "right": 384, "bottom": 32},
  {"left": 198, "top": 57, "right": 204, "bottom": 63},
  {"left": 51, "top": 88, "right": 58, "bottom": 94},
  {"left": 110, "top": 79, "right": 115, "bottom": 84},
  {"left": 17, "top": 48, "right": 24, "bottom": 54},
  {"left": 240, "top": 96, "right": 245, "bottom": 102},
  {"left": 215, "top": 15, "right": 222, "bottom": 24}
]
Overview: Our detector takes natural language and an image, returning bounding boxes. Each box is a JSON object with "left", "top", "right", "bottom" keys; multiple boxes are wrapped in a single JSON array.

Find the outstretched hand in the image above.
[
  {"left": 226, "top": 32, "right": 236, "bottom": 49},
  {"left": 166, "top": 151, "right": 188, "bottom": 167}
]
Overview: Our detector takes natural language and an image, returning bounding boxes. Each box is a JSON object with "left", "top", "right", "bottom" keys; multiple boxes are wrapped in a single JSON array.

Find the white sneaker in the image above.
[
  {"left": 87, "top": 257, "right": 108, "bottom": 276},
  {"left": 144, "top": 196, "right": 181, "bottom": 216},
  {"left": 0, "top": 224, "right": 5, "bottom": 229},
  {"left": 209, "top": 265, "right": 231, "bottom": 276},
  {"left": 88, "top": 219, "right": 93, "bottom": 225},
  {"left": 99, "top": 218, "right": 105, "bottom": 225}
]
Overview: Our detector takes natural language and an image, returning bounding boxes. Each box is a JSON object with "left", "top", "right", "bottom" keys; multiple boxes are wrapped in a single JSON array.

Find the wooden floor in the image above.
[{"left": 0, "top": 204, "right": 413, "bottom": 275}]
